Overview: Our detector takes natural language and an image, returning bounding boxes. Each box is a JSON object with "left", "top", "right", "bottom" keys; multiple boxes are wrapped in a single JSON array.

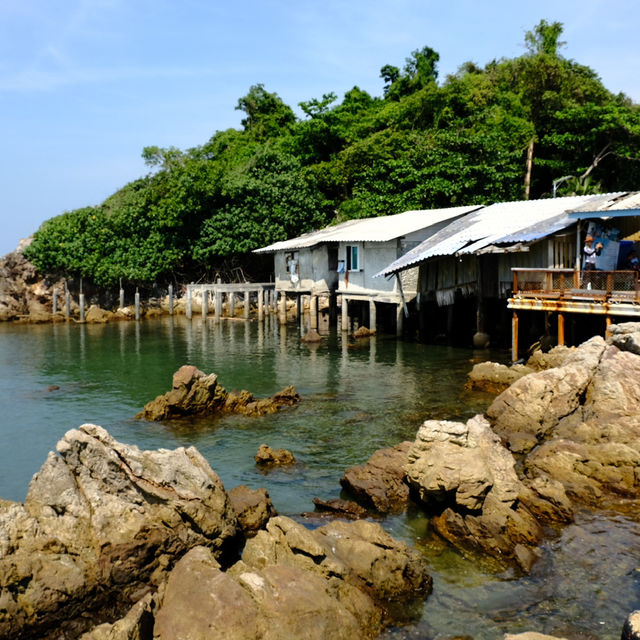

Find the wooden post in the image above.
[
  {"left": 279, "top": 291, "right": 287, "bottom": 325},
  {"left": 341, "top": 297, "right": 348, "bottom": 332},
  {"left": 605, "top": 315, "right": 612, "bottom": 339},
  {"left": 135, "top": 290, "right": 140, "bottom": 321},
  {"left": 557, "top": 312, "right": 565, "bottom": 346},
  {"left": 244, "top": 291, "right": 250, "bottom": 319},
  {"left": 119, "top": 287, "right": 125, "bottom": 310},
  {"left": 168, "top": 283, "right": 174, "bottom": 315},
  {"left": 186, "top": 287, "right": 192, "bottom": 319},
  {"left": 369, "top": 299, "right": 376, "bottom": 331},
  {"left": 310, "top": 295, "right": 318, "bottom": 330},
  {"left": 79, "top": 293, "right": 85, "bottom": 323},
  {"left": 65, "top": 289, "right": 70, "bottom": 319},
  {"left": 512, "top": 311, "right": 519, "bottom": 362}
]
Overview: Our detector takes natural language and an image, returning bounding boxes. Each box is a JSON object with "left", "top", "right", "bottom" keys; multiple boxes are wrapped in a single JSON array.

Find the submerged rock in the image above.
[
  {"left": 255, "top": 443, "right": 296, "bottom": 467},
  {"left": 353, "top": 326, "right": 376, "bottom": 338},
  {"left": 301, "top": 328, "right": 322, "bottom": 343},
  {"left": 137, "top": 365, "right": 300, "bottom": 420},
  {"left": 310, "top": 497, "right": 369, "bottom": 520}
]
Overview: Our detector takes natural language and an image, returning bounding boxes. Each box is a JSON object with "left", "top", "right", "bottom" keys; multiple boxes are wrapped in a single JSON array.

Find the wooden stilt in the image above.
[
  {"left": 557, "top": 312, "right": 565, "bottom": 346},
  {"left": 341, "top": 297, "right": 348, "bottom": 332},
  {"left": 512, "top": 311, "right": 519, "bottom": 362},
  {"left": 310, "top": 295, "right": 318, "bottom": 330},
  {"left": 605, "top": 316, "right": 612, "bottom": 339},
  {"left": 369, "top": 299, "right": 376, "bottom": 331}
]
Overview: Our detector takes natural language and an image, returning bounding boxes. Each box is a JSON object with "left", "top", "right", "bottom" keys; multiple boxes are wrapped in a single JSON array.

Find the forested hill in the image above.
[{"left": 25, "top": 20, "right": 640, "bottom": 286}]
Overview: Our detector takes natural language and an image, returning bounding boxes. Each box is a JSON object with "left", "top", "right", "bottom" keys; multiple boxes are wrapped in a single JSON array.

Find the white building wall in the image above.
[{"left": 274, "top": 246, "right": 336, "bottom": 293}]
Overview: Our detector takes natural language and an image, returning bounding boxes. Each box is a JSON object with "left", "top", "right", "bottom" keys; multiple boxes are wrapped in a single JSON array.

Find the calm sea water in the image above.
[{"left": 1, "top": 316, "right": 638, "bottom": 639}]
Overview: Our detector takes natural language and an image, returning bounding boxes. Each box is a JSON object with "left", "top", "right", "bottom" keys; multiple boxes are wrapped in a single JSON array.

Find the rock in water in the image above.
[
  {"left": 254, "top": 443, "right": 296, "bottom": 467},
  {"left": 136, "top": 365, "right": 300, "bottom": 420},
  {"left": 0, "top": 424, "right": 238, "bottom": 639}
]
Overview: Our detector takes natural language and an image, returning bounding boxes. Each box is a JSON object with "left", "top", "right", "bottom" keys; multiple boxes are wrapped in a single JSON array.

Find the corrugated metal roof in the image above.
[
  {"left": 568, "top": 191, "right": 640, "bottom": 217},
  {"left": 253, "top": 205, "right": 481, "bottom": 253},
  {"left": 376, "top": 194, "right": 624, "bottom": 277}
]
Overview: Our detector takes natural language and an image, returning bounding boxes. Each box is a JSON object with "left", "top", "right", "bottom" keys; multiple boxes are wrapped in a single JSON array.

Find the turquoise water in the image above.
[{"left": 1, "top": 317, "right": 639, "bottom": 639}]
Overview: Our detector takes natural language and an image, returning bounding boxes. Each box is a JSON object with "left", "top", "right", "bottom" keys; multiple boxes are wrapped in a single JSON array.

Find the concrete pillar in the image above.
[
  {"left": 310, "top": 295, "right": 318, "bottom": 331},
  {"left": 229, "top": 293, "right": 236, "bottom": 317},
  {"left": 119, "top": 288, "right": 125, "bottom": 310},
  {"left": 244, "top": 291, "right": 250, "bottom": 319},
  {"left": 258, "top": 288, "right": 264, "bottom": 321},
  {"left": 341, "top": 297, "right": 349, "bottom": 332},
  {"left": 135, "top": 291, "right": 140, "bottom": 321},
  {"left": 369, "top": 300, "right": 376, "bottom": 331},
  {"left": 279, "top": 291, "right": 287, "bottom": 325},
  {"left": 215, "top": 290, "right": 222, "bottom": 319},
  {"left": 65, "top": 290, "right": 70, "bottom": 319},
  {"left": 52, "top": 289, "right": 58, "bottom": 315},
  {"left": 201, "top": 289, "right": 208, "bottom": 319},
  {"left": 168, "top": 283, "right": 174, "bottom": 315},
  {"left": 186, "top": 288, "right": 192, "bottom": 319},
  {"left": 79, "top": 293, "right": 85, "bottom": 323},
  {"left": 395, "top": 303, "right": 403, "bottom": 337}
]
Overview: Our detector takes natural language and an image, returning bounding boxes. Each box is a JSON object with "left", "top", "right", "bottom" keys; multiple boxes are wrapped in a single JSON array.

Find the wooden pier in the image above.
[{"left": 508, "top": 267, "right": 640, "bottom": 361}]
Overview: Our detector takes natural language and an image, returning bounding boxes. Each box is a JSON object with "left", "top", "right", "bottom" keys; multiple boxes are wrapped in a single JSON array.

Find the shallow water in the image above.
[{"left": 1, "top": 316, "right": 638, "bottom": 638}]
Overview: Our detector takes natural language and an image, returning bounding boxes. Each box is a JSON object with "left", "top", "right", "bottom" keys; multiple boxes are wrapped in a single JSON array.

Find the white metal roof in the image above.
[
  {"left": 568, "top": 191, "right": 640, "bottom": 216},
  {"left": 376, "top": 194, "right": 622, "bottom": 277},
  {"left": 253, "top": 205, "right": 481, "bottom": 253}
]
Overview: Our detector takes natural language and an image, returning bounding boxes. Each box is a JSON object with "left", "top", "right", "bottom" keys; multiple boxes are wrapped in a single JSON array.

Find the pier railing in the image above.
[{"left": 511, "top": 268, "right": 640, "bottom": 303}]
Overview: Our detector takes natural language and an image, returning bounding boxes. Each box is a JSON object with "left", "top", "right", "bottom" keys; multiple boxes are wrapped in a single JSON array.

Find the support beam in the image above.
[
  {"left": 258, "top": 288, "right": 264, "bottom": 321},
  {"left": 369, "top": 300, "right": 376, "bottom": 331},
  {"left": 341, "top": 297, "right": 349, "bottom": 332},
  {"left": 229, "top": 292, "right": 235, "bottom": 317},
  {"left": 279, "top": 291, "right": 287, "bottom": 325},
  {"left": 396, "top": 303, "right": 403, "bottom": 337},
  {"left": 512, "top": 311, "right": 519, "bottom": 362},
  {"left": 605, "top": 315, "right": 612, "bottom": 339},
  {"left": 244, "top": 291, "right": 250, "bottom": 319},
  {"left": 310, "top": 295, "right": 318, "bottom": 330},
  {"left": 557, "top": 312, "right": 565, "bottom": 346}
]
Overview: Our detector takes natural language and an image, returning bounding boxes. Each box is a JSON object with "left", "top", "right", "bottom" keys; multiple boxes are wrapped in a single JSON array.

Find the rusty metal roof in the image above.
[
  {"left": 253, "top": 206, "right": 481, "bottom": 253},
  {"left": 376, "top": 194, "right": 623, "bottom": 277}
]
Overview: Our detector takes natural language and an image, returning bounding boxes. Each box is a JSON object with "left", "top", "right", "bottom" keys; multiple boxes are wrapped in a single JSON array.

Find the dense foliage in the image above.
[{"left": 26, "top": 21, "right": 640, "bottom": 285}]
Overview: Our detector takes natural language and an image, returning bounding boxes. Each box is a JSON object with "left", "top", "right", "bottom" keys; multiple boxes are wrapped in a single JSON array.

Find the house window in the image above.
[{"left": 346, "top": 245, "right": 359, "bottom": 271}]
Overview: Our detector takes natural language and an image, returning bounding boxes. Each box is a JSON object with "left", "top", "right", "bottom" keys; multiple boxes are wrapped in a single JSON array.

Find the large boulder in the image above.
[
  {"left": 340, "top": 442, "right": 412, "bottom": 513},
  {"left": 404, "top": 416, "right": 545, "bottom": 571},
  {"left": 137, "top": 365, "right": 300, "bottom": 420},
  {"left": 229, "top": 485, "right": 277, "bottom": 537},
  {"left": 466, "top": 361, "right": 535, "bottom": 394},
  {"left": 0, "top": 424, "right": 239, "bottom": 639},
  {"left": 90, "top": 517, "right": 432, "bottom": 640},
  {"left": 486, "top": 327, "right": 640, "bottom": 505}
]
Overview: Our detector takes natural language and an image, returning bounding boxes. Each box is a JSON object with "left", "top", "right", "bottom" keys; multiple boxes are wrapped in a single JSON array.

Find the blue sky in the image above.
[{"left": 1, "top": 0, "right": 639, "bottom": 257}]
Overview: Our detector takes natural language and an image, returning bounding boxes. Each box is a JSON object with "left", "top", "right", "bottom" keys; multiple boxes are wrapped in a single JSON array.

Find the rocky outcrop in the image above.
[
  {"left": 466, "top": 361, "right": 535, "bottom": 394},
  {"left": 486, "top": 327, "right": 640, "bottom": 505},
  {"left": 0, "top": 240, "right": 66, "bottom": 322},
  {"left": 353, "top": 326, "right": 376, "bottom": 338},
  {"left": 137, "top": 365, "right": 300, "bottom": 420},
  {"left": 309, "top": 497, "right": 369, "bottom": 520},
  {"left": 229, "top": 485, "right": 277, "bottom": 537},
  {"left": 0, "top": 424, "right": 239, "bottom": 639},
  {"left": 340, "top": 442, "right": 412, "bottom": 513},
  {"left": 404, "top": 416, "right": 546, "bottom": 571},
  {"left": 80, "top": 517, "right": 432, "bottom": 640},
  {"left": 466, "top": 345, "right": 574, "bottom": 394}
]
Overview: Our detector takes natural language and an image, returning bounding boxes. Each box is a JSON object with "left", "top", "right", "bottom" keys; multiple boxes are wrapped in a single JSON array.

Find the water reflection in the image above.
[{"left": 0, "top": 318, "right": 637, "bottom": 639}]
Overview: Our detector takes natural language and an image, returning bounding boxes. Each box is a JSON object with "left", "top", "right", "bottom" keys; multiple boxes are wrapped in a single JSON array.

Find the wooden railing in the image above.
[{"left": 511, "top": 268, "right": 640, "bottom": 303}]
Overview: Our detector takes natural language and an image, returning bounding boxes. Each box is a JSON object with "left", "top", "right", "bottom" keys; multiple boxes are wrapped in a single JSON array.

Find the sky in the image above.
[{"left": 1, "top": 0, "right": 639, "bottom": 257}]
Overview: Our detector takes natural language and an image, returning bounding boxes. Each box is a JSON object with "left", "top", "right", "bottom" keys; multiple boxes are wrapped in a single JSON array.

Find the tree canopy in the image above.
[{"left": 26, "top": 20, "right": 640, "bottom": 286}]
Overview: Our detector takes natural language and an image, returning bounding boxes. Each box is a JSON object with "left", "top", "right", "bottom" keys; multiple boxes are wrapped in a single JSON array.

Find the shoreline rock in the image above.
[
  {"left": 136, "top": 365, "right": 300, "bottom": 421},
  {"left": 1, "top": 426, "right": 434, "bottom": 640}
]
